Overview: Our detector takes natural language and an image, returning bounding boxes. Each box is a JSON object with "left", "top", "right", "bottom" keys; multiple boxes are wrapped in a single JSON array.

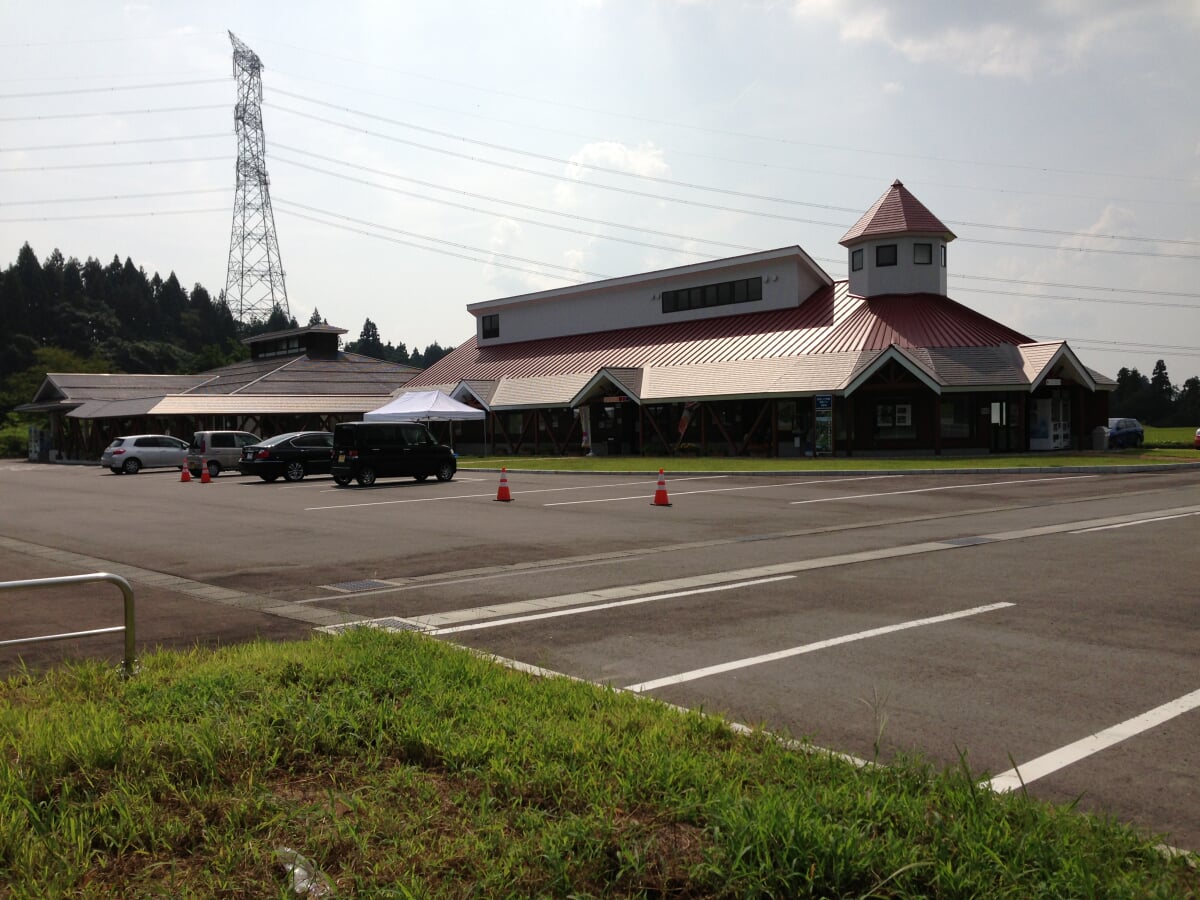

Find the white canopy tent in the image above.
[{"left": 363, "top": 390, "right": 485, "bottom": 422}]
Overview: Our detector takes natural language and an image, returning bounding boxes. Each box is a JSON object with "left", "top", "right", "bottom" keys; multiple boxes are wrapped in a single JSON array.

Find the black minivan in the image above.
[{"left": 330, "top": 421, "right": 457, "bottom": 486}]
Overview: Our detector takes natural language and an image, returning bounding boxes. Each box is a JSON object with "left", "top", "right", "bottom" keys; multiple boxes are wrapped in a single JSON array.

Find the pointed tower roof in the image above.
[{"left": 839, "top": 180, "right": 956, "bottom": 246}]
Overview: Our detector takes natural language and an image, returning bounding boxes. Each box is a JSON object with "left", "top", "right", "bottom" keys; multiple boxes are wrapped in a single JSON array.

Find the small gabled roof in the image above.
[{"left": 839, "top": 180, "right": 956, "bottom": 246}]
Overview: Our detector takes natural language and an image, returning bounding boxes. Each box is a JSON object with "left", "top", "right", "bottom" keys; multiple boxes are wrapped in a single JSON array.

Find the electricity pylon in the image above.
[{"left": 224, "top": 31, "right": 289, "bottom": 324}]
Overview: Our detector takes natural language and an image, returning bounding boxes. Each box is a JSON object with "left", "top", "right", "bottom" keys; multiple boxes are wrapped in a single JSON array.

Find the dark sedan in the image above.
[{"left": 237, "top": 431, "right": 334, "bottom": 482}]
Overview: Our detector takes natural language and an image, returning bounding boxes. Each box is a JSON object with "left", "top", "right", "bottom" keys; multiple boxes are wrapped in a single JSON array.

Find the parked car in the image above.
[
  {"left": 330, "top": 421, "right": 456, "bottom": 486},
  {"left": 1194, "top": 427, "right": 1200, "bottom": 450},
  {"left": 1106, "top": 417, "right": 1144, "bottom": 449},
  {"left": 237, "top": 431, "right": 334, "bottom": 482},
  {"left": 186, "top": 430, "right": 260, "bottom": 478},
  {"left": 100, "top": 434, "right": 189, "bottom": 474}
]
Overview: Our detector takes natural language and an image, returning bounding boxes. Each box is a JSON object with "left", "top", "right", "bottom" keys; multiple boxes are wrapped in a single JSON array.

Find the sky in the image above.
[{"left": 2, "top": 0, "right": 1199, "bottom": 383}]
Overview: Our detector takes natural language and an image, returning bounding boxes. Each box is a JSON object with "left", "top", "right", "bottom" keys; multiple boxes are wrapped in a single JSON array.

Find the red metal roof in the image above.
[
  {"left": 839, "top": 180, "right": 956, "bottom": 245},
  {"left": 409, "top": 284, "right": 1032, "bottom": 387}
]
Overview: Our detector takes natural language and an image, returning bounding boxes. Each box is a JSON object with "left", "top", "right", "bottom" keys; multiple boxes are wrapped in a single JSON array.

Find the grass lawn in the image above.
[
  {"left": 458, "top": 449, "right": 1200, "bottom": 473},
  {"left": 1, "top": 629, "right": 1195, "bottom": 897}
]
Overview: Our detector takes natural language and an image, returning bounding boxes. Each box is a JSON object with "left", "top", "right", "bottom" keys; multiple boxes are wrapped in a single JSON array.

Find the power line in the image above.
[
  {"left": 0, "top": 157, "right": 226, "bottom": 173},
  {"left": 275, "top": 206, "right": 583, "bottom": 284},
  {"left": 1, "top": 188, "right": 228, "bottom": 206},
  {"left": 269, "top": 68, "right": 1198, "bottom": 211},
  {"left": 0, "top": 78, "right": 227, "bottom": 99},
  {"left": 0, "top": 104, "right": 226, "bottom": 122},
  {"left": 269, "top": 152, "right": 744, "bottom": 259},
  {"left": 252, "top": 36, "right": 1191, "bottom": 186},
  {"left": 271, "top": 90, "right": 1199, "bottom": 247},
  {"left": 0, "top": 134, "right": 226, "bottom": 153},
  {"left": 275, "top": 198, "right": 610, "bottom": 279},
  {"left": 264, "top": 102, "right": 1200, "bottom": 260},
  {"left": 0, "top": 208, "right": 228, "bottom": 223}
]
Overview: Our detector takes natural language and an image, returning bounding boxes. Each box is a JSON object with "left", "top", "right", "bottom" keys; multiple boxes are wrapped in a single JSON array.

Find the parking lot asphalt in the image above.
[{"left": 1, "top": 458, "right": 1198, "bottom": 849}]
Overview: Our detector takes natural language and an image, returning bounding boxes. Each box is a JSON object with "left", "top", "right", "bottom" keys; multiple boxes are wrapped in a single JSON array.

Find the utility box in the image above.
[{"left": 1092, "top": 425, "right": 1109, "bottom": 450}]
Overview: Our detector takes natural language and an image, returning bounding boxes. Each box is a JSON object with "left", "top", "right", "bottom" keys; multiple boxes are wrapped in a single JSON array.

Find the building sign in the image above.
[
  {"left": 603, "top": 395, "right": 629, "bottom": 403},
  {"left": 814, "top": 395, "right": 833, "bottom": 455}
]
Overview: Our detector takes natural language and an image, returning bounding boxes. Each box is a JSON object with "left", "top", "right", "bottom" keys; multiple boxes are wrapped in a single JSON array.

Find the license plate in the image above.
[{"left": 337, "top": 453, "right": 346, "bottom": 462}]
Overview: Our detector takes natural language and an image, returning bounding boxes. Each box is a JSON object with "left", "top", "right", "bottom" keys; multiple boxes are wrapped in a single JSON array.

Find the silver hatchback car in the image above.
[{"left": 101, "top": 434, "right": 190, "bottom": 474}]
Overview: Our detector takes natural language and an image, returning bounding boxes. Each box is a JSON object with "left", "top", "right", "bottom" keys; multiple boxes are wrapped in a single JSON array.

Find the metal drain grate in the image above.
[{"left": 326, "top": 579, "right": 395, "bottom": 593}]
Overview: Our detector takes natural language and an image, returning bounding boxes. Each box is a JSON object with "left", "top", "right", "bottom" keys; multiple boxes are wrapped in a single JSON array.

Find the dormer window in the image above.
[
  {"left": 482, "top": 314, "right": 499, "bottom": 339},
  {"left": 913, "top": 243, "right": 932, "bottom": 265},
  {"left": 876, "top": 244, "right": 898, "bottom": 267},
  {"left": 851, "top": 248, "right": 864, "bottom": 271}
]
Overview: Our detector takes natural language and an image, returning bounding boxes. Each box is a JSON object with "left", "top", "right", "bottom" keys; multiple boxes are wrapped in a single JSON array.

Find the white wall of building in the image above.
[
  {"left": 846, "top": 236, "right": 948, "bottom": 298},
  {"left": 471, "top": 252, "right": 827, "bottom": 345}
]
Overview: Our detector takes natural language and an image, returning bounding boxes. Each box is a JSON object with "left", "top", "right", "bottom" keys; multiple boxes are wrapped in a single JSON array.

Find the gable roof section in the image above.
[
  {"left": 839, "top": 180, "right": 956, "bottom": 245},
  {"left": 1018, "top": 342, "right": 1097, "bottom": 391}
]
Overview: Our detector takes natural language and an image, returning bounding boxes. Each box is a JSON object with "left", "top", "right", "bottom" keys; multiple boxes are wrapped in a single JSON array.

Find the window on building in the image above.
[
  {"left": 940, "top": 396, "right": 972, "bottom": 438},
  {"left": 481, "top": 314, "right": 499, "bottom": 339},
  {"left": 876, "top": 401, "right": 915, "bottom": 439},
  {"left": 941, "top": 244, "right": 947, "bottom": 267},
  {"left": 851, "top": 248, "right": 863, "bottom": 271},
  {"left": 662, "top": 276, "right": 763, "bottom": 314},
  {"left": 876, "top": 244, "right": 898, "bottom": 267},
  {"left": 914, "top": 243, "right": 932, "bottom": 265}
]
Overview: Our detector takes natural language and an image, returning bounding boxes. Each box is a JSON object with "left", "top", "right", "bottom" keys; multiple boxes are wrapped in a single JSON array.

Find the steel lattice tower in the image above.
[{"left": 225, "top": 31, "right": 289, "bottom": 324}]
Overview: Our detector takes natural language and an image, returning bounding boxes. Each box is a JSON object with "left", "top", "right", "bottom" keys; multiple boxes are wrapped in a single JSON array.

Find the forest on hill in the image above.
[{"left": 0, "top": 243, "right": 452, "bottom": 422}]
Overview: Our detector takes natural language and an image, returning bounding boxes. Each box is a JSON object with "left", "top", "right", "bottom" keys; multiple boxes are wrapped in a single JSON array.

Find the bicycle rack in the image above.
[{"left": 0, "top": 573, "right": 137, "bottom": 677}]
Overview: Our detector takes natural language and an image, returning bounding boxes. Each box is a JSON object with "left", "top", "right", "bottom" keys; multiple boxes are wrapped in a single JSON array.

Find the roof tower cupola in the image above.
[{"left": 839, "top": 180, "right": 956, "bottom": 298}]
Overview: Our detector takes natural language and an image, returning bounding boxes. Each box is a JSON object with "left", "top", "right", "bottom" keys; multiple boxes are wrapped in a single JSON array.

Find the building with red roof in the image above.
[{"left": 408, "top": 181, "right": 1113, "bottom": 457}]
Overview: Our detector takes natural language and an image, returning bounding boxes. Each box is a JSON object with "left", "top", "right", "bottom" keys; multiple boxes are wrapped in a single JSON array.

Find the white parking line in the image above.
[
  {"left": 989, "top": 688, "right": 1200, "bottom": 793},
  {"left": 543, "top": 475, "right": 900, "bottom": 507},
  {"left": 790, "top": 475, "right": 1096, "bottom": 504},
  {"left": 624, "top": 602, "right": 1015, "bottom": 693},
  {"left": 306, "top": 475, "right": 725, "bottom": 510},
  {"left": 1070, "top": 511, "right": 1200, "bottom": 533},
  {"left": 429, "top": 575, "right": 796, "bottom": 635}
]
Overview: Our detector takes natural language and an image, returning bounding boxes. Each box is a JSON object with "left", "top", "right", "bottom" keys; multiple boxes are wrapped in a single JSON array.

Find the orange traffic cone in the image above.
[
  {"left": 494, "top": 467, "right": 513, "bottom": 502},
  {"left": 179, "top": 465, "right": 191, "bottom": 482},
  {"left": 651, "top": 469, "right": 671, "bottom": 507},
  {"left": 200, "top": 459, "right": 211, "bottom": 484}
]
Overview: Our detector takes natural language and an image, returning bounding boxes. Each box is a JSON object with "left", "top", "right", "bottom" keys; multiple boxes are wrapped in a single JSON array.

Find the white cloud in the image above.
[
  {"left": 555, "top": 141, "right": 670, "bottom": 206},
  {"left": 789, "top": 0, "right": 1191, "bottom": 78},
  {"left": 881, "top": 81, "right": 903, "bottom": 94}
]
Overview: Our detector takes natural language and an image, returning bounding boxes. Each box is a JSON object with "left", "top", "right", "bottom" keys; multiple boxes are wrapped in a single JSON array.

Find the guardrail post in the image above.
[{"left": 0, "top": 572, "right": 137, "bottom": 677}]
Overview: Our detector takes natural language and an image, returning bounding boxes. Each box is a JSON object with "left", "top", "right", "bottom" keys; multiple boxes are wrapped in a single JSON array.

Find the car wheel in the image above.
[
  {"left": 207, "top": 461, "right": 221, "bottom": 478},
  {"left": 260, "top": 474, "right": 279, "bottom": 483},
  {"left": 356, "top": 466, "right": 377, "bottom": 486},
  {"left": 122, "top": 458, "right": 141, "bottom": 475},
  {"left": 333, "top": 473, "right": 353, "bottom": 487},
  {"left": 435, "top": 461, "right": 455, "bottom": 482},
  {"left": 283, "top": 461, "right": 306, "bottom": 482},
  {"left": 414, "top": 473, "right": 430, "bottom": 482}
]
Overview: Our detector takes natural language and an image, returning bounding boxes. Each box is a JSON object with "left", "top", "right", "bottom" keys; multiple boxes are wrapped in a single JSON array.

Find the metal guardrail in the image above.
[{"left": 0, "top": 572, "right": 137, "bottom": 677}]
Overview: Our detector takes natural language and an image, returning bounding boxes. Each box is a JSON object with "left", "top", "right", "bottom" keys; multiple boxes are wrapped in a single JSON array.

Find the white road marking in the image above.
[
  {"left": 790, "top": 475, "right": 1097, "bottom": 504},
  {"left": 543, "top": 475, "right": 900, "bottom": 507},
  {"left": 306, "top": 475, "right": 725, "bottom": 510},
  {"left": 989, "top": 688, "right": 1200, "bottom": 793},
  {"left": 429, "top": 575, "right": 796, "bottom": 635},
  {"left": 624, "top": 602, "right": 1015, "bottom": 693},
  {"left": 1070, "top": 511, "right": 1200, "bottom": 533}
]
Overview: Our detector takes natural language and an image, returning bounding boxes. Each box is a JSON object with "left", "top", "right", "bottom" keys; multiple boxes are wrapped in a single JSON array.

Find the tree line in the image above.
[
  {"left": 0, "top": 243, "right": 453, "bottom": 419},
  {"left": 1109, "top": 361, "right": 1200, "bottom": 427}
]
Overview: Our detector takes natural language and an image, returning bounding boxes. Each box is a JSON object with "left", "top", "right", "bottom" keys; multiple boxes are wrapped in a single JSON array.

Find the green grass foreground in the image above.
[{"left": 1, "top": 630, "right": 1194, "bottom": 898}]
